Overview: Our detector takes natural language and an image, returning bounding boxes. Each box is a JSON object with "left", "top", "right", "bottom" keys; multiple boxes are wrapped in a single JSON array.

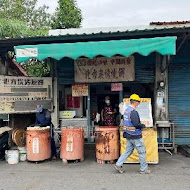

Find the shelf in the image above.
[
  {"left": 158, "top": 142, "right": 173, "bottom": 145},
  {"left": 156, "top": 122, "right": 175, "bottom": 151}
]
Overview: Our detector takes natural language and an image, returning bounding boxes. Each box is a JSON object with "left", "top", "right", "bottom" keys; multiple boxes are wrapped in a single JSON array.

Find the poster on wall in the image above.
[
  {"left": 72, "top": 84, "right": 88, "bottom": 97},
  {"left": 123, "top": 98, "right": 153, "bottom": 127},
  {"left": 66, "top": 94, "right": 81, "bottom": 109},
  {"left": 74, "top": 56, "right": 135, "bottom": 83},
  {"left": 67, "top": 94, "right": 74, "bottom": 108},
  {"left": 73, "top": 97, "right": 80, "bottom": 108},
  {"left": 0, "top": 76, "right": 52, "bottom": 114}
]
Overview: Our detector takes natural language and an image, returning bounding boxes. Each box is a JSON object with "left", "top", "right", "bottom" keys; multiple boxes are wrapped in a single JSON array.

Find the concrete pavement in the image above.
[{"left": 0, "top": 148, "right": 190, "bottom": 190}]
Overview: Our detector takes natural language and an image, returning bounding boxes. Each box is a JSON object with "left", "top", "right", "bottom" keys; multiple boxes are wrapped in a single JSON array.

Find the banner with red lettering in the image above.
[{"left": 72, "top": 84, "right": 88, "bottom": 97}]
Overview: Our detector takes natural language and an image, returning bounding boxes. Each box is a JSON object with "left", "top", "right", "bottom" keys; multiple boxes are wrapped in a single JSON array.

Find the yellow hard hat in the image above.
[{"left": 130, "top": 94, "right": 141, "bottom": 101}]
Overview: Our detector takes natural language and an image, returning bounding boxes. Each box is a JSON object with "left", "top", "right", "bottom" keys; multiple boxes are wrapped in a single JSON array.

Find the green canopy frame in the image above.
[{"left": 14, "top": 36, "right": 176, "bottom": 63}]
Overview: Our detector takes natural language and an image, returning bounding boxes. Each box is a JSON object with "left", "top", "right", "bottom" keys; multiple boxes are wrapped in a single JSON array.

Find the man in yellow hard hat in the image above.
[{"left": 114, "top": 94, "right": 151, "bottom": 174}]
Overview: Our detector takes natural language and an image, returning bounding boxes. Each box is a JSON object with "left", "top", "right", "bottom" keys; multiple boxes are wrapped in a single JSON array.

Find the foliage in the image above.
[
  {"left": 0, "top": 0, "right": 51, "bottom": 29},
  {"left": 51, "top": 0, "right": 82, "bottom": 29},
  {"left": 0, "top": 18, "right": 48, "bottom": 39},
  {"left": 0, "top": 19, "right": 27, "bottom": 38},
  {"left": 27, "top": 28, "right": 49, "bottom": 37},
  {"left": 0, "top": 0, "right": 83, "bottom": 77},
  {"left": 29, "top": 5, "right": 52, "bottom": 29},
  {"left": 21, "top": 59, "right": 51, "bottom": 77},
  {"left": 0, "top": 0, "right": 51, "bottom": 76}
]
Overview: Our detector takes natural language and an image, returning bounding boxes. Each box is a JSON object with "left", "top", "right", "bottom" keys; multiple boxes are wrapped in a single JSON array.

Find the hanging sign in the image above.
[
  {"left": 123, "top": 98, "right": 153, "bottom": 127},
  {"left": 72, "top": 84, "right": 88, "bottom": 97},
  {"left": 16, "top": 48, "right": 38, "bottom": 58},
  {"left": 111, "top": 83, "right": 123, "bottom": 91},
  {"left": 74, "top": 56, "right": 135, "bottom": 83},
  {"left": 0, "top": 76, "right": 52, "bottom": 114}
]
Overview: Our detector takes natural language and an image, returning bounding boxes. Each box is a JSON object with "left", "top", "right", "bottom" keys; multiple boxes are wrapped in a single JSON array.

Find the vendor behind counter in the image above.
[{"left": 101, "top": 96, "right": 118, "bottom": 126}]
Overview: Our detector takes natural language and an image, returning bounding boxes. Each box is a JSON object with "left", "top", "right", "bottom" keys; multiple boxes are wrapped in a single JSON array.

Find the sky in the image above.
[{"left": 37, "top": 0, "right": 190, "bottom": 28}]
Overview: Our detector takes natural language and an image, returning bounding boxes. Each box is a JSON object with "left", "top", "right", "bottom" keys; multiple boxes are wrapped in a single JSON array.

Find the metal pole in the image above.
[
  {"left": 87, "top": 84, "right": 91, "bottom": 142},
  {"left": 154, "top": 53, "right": 160, "bottom": 121},
  {"left": 50, "top": 58, "right": 59, "bottom": 128},
  {"left": 165, "top": 55, "right": 169, "bottom": 121}
]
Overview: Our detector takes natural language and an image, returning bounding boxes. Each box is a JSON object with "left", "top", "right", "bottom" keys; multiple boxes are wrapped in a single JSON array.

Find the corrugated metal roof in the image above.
[
  {"left": 150, "top": 21, "right": 190, "bottom": 25},
  {"left": 1, "top": 23, "right": 190, "bottom": 53},
  {"left": 49, "top": 24, "right": 190, "bottom": 36}
]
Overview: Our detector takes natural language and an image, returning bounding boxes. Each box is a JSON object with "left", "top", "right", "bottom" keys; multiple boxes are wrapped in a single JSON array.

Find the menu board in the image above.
[{"left": 123, "top": 98, "right": 153, "bottom": 127}]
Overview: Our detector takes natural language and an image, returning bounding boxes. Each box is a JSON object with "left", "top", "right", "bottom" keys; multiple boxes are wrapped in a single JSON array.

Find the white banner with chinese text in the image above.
[{"left": 74, "top": 56, "right": 135, "bottom": 83}]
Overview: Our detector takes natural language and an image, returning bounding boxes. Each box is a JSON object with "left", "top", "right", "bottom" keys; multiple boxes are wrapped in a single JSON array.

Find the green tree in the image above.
[
  {"left": 52, "top": 0, "right": 82, "bottom": 29},
  {"left": 0, "top": 18, "right": 48, "bottom": 39},
  {"left": 0, "top": 0, "right": 52, "bottom": 30},
  {"left": 0, "top": 0, "right": 51, "bottom": 76},
  {"left": 0, "top": 19, "right": 28, "bottom": 38},
  {"left": 29, "top": 5, "right": 52, "bottom": 29}
]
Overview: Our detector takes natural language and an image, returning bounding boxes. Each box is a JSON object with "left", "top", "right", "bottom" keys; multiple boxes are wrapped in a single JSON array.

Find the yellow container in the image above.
[{"left": 120, "top": 128, "right": 159, "bottom": 164}]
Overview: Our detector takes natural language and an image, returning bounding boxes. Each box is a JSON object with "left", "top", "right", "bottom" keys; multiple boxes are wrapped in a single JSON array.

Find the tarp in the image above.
[
  {"left": 120, "top": 128, "right": 159, "bottom": 164},
  {"left": 14, "top": 36, "right": 177, "bottom": 63}
]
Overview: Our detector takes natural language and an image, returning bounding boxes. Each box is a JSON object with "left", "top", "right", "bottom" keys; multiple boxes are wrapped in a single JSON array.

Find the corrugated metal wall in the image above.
[
  {"left": 58, "top": 54, "right": 155, "bottom": 85},
  {"left": 169, "top": 41, "right": 190, "bottom": 145},
  {"left": 58, "top": 58, "right": 74, "bottom": 84},
  {"left": 135, "top": 53, "right": 155, "bottom": 83}
]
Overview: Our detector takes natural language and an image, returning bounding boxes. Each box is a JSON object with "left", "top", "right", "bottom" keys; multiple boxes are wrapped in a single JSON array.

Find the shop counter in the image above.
[{"left": 120, "top": 128, "right": 159, "bottom": 164}]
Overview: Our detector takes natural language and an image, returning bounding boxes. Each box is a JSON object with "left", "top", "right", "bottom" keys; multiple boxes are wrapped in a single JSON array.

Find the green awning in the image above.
[{"left": 14, "top": 36, "right": 176, "bottom": 63}]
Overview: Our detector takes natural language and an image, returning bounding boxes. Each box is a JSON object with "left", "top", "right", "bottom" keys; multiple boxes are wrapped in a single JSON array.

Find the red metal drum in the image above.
[
  {"left": 60, "top": 127, "right": 84, "bottom": 163},
  {"left": 95, "top": 126, "right": 119, "bottom": 162},
  {"left": 26, "top": 129, "right": 51, "bottom": 161}
]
